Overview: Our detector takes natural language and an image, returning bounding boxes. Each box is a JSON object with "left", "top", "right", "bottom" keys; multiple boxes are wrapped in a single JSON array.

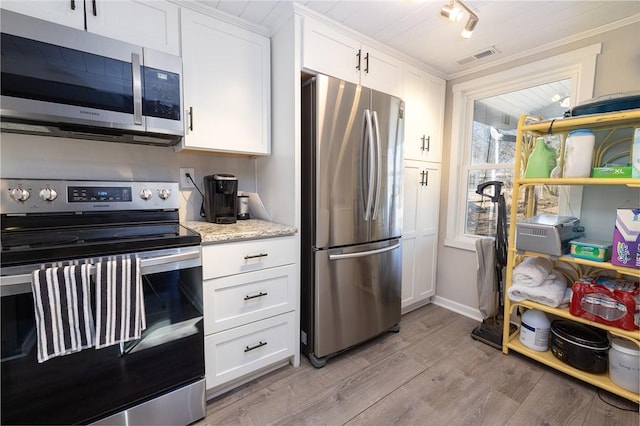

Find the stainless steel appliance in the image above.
[
  {"left": 1, "top": 179, "right": 205, "bottom": 425},
  {"left": 300, "top": 74, "right": 404, "bottom": 368},
  {"left": 0, "top": 10, "right": 183, "bottom": 146},
  {"left": 203, "top": 174, "right": 238, "bottom": 224}
]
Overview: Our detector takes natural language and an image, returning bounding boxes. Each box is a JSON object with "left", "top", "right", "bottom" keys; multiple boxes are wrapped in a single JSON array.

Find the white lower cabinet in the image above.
[
  {"left": 202, "top": 236, "right": 297, "bottom": 393},
  {"left": 205, "top": 311, "right": 296, "bottom": 389},
  {"left": 401, "top": 160, "right": 441, "bottom": 313}
]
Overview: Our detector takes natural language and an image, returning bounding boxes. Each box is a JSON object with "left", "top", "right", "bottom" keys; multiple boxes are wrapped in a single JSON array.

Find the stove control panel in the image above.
[{"left": 1, "top": 179, "right": 180, "bottom": 214}]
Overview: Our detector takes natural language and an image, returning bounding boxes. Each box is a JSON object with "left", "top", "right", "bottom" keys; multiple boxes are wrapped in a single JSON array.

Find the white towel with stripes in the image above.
[
  {"left": 95, "top": 257, "right": 146, "bottom": 349},
  {"left": 31, "top": 264, "right": 95, "bottom": 363}
]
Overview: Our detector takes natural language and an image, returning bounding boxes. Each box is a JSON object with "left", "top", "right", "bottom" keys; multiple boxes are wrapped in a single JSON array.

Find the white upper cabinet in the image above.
[
  {"left": 1, "top": 0, "right": 85, "bottom": 30},
  {"left": 1, "top": 0, "right": 180, "bottom": 55},
  {"left": 87, "top": 1, "right": 180, "bottom": 55},
  {"left": 302, "top": 16, "right": 403, "bottom": 98},
  {"left": 403, "top": 64, "right": 446, "bottom": 163},
  {"left": 178, "top": 8, "right": 271, "bottom": 156}
]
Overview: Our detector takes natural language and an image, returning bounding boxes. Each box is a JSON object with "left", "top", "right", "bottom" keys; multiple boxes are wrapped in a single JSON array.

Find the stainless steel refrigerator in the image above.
[{"left": 301, "top": 74, "right": 404, "bottom": 368}]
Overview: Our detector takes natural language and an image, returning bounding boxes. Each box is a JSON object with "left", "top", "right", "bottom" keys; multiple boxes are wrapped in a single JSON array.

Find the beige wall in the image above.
[{"left": 435, "top": 22, "right": 640, "bottom": 318}]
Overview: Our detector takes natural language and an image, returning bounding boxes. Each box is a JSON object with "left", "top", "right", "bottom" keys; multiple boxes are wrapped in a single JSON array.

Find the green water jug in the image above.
[{"left": 525, "top": 138, "right": 557, "bottom": 178}]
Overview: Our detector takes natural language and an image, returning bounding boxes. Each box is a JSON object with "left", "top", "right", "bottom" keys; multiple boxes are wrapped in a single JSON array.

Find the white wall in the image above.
[
  {"left": 0, "top": 133, "right": 256, "bottom": 222},
  {"left": 435, "top": 22, "right": 640, "bottom": 319}
]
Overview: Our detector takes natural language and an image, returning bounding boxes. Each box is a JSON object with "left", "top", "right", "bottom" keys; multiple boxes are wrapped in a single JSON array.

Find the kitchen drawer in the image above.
[
  {"left": 203, "top": 264, "right": 296, "bottom": 334},
  {"left": 202, "top": 236, "right": 295, "bottom": 280},
  {"left": 204, "top": 311, "right": 296, "bottom": 390}
]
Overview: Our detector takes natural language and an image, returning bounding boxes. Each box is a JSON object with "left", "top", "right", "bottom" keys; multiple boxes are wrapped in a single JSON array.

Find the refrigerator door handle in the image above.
[
  {"left": 362, "top": 109, "right": 375, "bottom": 221},
  {"left": 371, "top": 110, "right": 382, "bottom": 221},
  {"left": 328, "top": 242, "right": 400, "bottom": 260}
]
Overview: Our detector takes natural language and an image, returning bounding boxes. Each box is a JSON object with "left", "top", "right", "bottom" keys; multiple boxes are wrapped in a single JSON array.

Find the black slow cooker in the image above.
[{"left": 550, "top": 320, "right": 609, "bottom": 373}]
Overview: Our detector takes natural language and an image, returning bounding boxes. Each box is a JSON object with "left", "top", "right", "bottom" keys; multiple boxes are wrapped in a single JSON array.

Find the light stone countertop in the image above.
[{"left": 182, "top": 219, "right": 297, "bottom": 244}]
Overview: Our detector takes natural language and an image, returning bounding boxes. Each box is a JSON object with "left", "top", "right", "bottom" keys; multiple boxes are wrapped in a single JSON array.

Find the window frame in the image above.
[{"left": 445, "top": 44, "right": 601, "bottom": 251}]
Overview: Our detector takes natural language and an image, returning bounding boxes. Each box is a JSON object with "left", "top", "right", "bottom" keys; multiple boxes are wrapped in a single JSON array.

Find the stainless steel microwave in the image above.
[{"left": 0, "top": 10, "right": 184, "bottom": 146}]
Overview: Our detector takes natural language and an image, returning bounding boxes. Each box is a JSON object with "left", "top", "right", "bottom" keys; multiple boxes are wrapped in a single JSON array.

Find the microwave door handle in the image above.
[{"left": 131, "top": 53, "right": 143, "bottom": 125}]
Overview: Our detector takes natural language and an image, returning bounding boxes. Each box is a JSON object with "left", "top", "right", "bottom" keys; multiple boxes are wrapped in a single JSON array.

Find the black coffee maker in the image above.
[{"left": 203, "top": 174, "right": 238, "bottom": 224}]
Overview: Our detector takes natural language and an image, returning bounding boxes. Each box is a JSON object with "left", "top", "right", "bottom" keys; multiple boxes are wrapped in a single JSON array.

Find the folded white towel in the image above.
[
  {"left": 512, "top": 257, "right": 553, "bottom": 287},
  {"left": 95, "top": 257, "right": 146, "bottom": 349},
  {"left": 508, "top": 273, "right": 567, "bottom": 308},
  {"left": 31, "top": 264, "right": 95, "bottom": 363}
]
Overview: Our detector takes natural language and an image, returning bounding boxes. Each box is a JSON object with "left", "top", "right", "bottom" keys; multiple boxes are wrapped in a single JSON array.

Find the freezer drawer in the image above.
[{"left": 314, "top": 239, "right": 401, "bottom": 358}]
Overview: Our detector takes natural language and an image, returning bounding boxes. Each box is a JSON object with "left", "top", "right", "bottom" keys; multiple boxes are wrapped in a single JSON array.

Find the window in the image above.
[
  {"left": 445, "top": 44, "right": 601, "bottom": 250},
  {"left": 465, "top": 81, "right": 569, "bottom": 237}
]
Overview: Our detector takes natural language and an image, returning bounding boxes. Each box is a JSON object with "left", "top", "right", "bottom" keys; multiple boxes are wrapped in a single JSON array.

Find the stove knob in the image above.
[
  {"left": 10, "top": 187, "right": 30, "bottom": 202},
  {"left": 158, "top": 188, "right": 171, "bottom": 200},
  {"left": 139, "top": 188, "right": 153, "bottom": 200},
  {"left": 39, "top": 187, "right": 58, "bottom": 202}
]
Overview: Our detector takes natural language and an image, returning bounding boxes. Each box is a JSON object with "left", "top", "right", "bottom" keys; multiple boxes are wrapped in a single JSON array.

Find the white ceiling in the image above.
[{"left": 195, "top": 0, "right": 640, "bottom": 79}]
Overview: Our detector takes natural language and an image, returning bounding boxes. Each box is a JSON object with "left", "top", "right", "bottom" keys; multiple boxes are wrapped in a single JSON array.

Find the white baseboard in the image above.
[{"left": 432, "top": 295, "right": 483, "bottom": 322}]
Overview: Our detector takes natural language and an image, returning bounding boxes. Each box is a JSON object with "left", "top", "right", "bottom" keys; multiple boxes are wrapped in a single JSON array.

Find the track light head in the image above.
[
  {"left": 440, "top": 3, "right": 463, "bottom": 21},
  {"left": 440, "top": 0, "right": 479, "bottom": 39},
  {"left": 461, "top": 14, "right": 479, "bottom": 38}
]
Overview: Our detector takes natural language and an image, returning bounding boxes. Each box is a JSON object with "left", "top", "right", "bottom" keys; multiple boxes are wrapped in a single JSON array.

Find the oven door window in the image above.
[{"left": 1, "top": 266, "right": 203, "bottom": 425}]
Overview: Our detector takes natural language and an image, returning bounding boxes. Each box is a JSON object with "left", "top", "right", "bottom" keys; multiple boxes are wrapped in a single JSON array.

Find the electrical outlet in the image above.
[{"left": 179, "top": 168, "right": 195, "bottom": 189}]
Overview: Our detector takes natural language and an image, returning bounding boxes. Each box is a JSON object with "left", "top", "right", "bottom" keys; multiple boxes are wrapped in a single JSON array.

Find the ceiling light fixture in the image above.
[
  {"left": 440, "top": 1, "right": 463, "bottom": 22},
  {"left": 440, "top": 0, "right": 479, "bottom": 39}
]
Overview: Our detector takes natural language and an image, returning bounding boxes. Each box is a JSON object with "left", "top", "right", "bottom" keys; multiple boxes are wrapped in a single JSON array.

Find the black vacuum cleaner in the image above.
[{"left": 471, "top": 180, "right": 516, "bottom": 349}]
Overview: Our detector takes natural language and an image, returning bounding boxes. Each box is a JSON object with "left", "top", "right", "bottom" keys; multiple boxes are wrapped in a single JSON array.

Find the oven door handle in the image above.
[
  {"left": 1, "top": 248, "right": 202, "bottom": 296},
  {"left": 140, "top": 248, "right": 201, "bottom": 269}
]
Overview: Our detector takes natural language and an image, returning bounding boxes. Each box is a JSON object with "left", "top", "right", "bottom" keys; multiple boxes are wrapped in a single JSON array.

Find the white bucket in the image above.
[
  {"left": 520, "top": 309, "right": 550, "bottom": 351},
  {"left": 563, "top": 129, "right": 595, "bottom": 177},
  {"left": 609, "top": 336, "right": 640, "bottom": 393}
]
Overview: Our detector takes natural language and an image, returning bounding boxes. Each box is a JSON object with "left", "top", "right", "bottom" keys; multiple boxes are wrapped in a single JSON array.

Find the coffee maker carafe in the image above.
[{"left": 204, "top": 174, "right": 238, "bottom": 224}]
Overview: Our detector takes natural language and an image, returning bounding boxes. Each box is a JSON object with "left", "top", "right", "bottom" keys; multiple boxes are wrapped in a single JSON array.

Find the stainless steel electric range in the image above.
[{"left": 1, "top": 178, "right": 205, "bottom": 425}]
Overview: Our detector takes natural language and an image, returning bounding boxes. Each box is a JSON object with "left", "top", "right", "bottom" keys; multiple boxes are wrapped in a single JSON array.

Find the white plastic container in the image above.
[
  {"left": 519, "top": 309, "right": 550, "bottom": 351},
  {"left": 609, "top": 336, "right": 640, "bottom": 393},
  {"left": 563, "top": 129, "right": 595, "bottom": 177}
]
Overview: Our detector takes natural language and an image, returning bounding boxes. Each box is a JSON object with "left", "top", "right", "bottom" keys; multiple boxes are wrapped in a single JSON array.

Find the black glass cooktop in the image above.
[{"left": 1, "top": 211, "right": 200, "bottom": 267}]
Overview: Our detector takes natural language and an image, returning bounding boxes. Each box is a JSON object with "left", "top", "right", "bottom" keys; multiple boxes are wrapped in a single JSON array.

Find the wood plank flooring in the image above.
[{"left": 194, "top": 304, "right": 639, "bottom": 425}]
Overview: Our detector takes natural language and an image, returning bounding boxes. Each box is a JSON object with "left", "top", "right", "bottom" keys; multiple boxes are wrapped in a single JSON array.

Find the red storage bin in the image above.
[{"left": 569, "top": 275, "right": 639, "bottom": 331}]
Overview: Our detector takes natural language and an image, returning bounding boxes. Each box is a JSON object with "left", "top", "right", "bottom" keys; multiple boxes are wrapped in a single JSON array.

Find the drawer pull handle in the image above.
[
  {"left": 244, "top": 291, "right": 268, "bottom": 301},
  {"left": 244, "top": 341, "right": 267, "bottom": 353},
  {"left": 244, "top": 253, "right": 268, "bottom": 260}
]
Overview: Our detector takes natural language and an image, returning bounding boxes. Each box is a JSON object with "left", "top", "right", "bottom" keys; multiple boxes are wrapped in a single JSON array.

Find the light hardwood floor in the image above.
[{"left": 195, "top": 304, "right": 639, "bottom": 425}]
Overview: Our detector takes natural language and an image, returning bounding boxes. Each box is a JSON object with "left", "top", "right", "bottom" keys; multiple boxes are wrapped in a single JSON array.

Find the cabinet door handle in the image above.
[
  {"left": 364, "top": 52, "right": 370, "bottom": 74},
  {"left": 244, "top": 341, "right": 267, "bottom": 353},
  {"left": 244, "top": 253, "right": 268, "bottom": 260},
  {"left": 356, "top": 49, "right": 361, "bottom": 71},
  {"left": 244, "top": 291, "right": 268, "bottom": 301},
  {"left": 420, "top": 170, "right": 429, "bottom": 186},
  {"left": 420, "top": 135, "right": 430, "bottom": 152},
  {"left": 70, "top": 0, "right": 76, "bottom": 10},
  {"left": 188, "top": 107, "right": 194, "bottom": 131},
  {"left": 92, "top": 0, "right": 97, "bottom": 16}
]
